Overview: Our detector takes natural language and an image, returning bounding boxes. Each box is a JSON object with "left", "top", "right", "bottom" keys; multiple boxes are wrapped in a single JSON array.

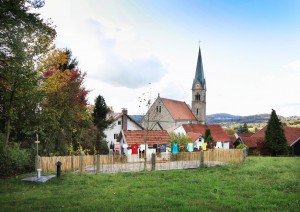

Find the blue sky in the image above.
[{"left": 39, "top": 0, "right": 300, "bottom": 116}]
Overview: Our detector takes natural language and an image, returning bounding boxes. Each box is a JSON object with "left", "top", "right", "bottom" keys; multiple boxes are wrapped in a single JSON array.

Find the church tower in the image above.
[{"left": 192, "top": 46, "right": 206, "bottom": 124}]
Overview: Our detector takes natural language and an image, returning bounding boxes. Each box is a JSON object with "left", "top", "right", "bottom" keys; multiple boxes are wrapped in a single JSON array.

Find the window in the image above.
[
  {"left": 195, "top": 93, "right": 200, "bottom": 101},
  {"left": 117, "top": 120, "right": 122, "bottom": 125},
  {"left": 197, "top": 108, "right": 198, "bottom": 115},
  {"left": 114, "top": 134, "right": 119, "bottom": 139},
  {"left": 156, "top": 106, "right": 162, "bottom": 113}
]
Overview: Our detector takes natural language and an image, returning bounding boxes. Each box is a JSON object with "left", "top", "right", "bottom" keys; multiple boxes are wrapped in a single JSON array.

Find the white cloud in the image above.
[{"left": 284, "top": 60, "right": 300, "bottom": 72}]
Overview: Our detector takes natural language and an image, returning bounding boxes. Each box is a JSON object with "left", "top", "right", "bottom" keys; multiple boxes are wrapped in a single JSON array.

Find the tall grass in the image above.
[{"left": 0, "top": 157, "right": 299, "bottom": 211}]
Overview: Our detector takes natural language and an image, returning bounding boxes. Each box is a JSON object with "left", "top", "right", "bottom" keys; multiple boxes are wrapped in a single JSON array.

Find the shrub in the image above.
[
  {"left": 236, "top": 143, "right": 248, "bottom": 150},
  {"left": 0, "top": 135, "right": 34, "bottom": 178}
]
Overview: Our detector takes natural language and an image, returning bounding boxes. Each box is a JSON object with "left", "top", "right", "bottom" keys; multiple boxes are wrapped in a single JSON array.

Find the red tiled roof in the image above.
[
  {"left": 228, "top": 135, "right": 237, "bottom": 142},
  {"left": 252, "top": 126, "right": 300, "bottom": 146},
  {"left": 182, "top": 124, "right": 230, "bottom": 141},
  {"left": 237, "top": 133, "right": 254, "bottom": 137},
  {"left": 187, "top": 132, "right": 202, "bottom": 142},
  {"left": 121, "top": 130, "right": 169, "bottom": 145},
  {"left": 241, "top": 137, "right": 263, "bottom": 148},
  {"left": 161, "top": 98, "right": 196, "bottom": 121}
]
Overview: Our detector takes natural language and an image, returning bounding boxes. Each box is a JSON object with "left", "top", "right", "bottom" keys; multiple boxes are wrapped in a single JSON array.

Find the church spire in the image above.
[{"left": 193, "top": 46, "right": 205, "bottom": 88}]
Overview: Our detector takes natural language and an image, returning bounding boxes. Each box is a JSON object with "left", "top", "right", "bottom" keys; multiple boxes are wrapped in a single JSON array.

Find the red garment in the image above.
[{"left": 131, "top": 144, "right": 138, "bottom": 154}]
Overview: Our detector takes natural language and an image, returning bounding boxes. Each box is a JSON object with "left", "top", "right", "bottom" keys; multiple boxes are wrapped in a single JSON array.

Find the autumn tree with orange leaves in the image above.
[{"left": 39, "top": 48, "right": 90, "bottom": 155}]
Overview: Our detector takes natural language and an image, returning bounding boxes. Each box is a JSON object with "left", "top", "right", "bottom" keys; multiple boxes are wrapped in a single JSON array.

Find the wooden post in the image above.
[
  {"left": 96, "top": 154, "right": 100, "bottom": 173},
  {"left": 80, "top": 155, "right": 84, "bottom": 173},
  {"left": 151, "top": 153, "right": 156, "bottom": 171},
  {"left": 200, "top": 150, "right": 204, "bottom": 167},
  {"left": 71, "top": 155, "right": 75, "bottom": 172},
  {"left": 243, "top": 148, "right": 247, "bottom": 163}
]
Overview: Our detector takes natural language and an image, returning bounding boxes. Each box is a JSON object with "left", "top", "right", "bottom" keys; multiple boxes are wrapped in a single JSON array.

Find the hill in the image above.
[{"left": 206, "top": 113, "right": 272, "bottom": 124}]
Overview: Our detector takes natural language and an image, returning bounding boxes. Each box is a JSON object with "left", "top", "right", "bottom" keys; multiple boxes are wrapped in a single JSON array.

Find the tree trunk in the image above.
[
  {"left": 4, "top": 118, "right": 11, "bottom": 147},
  {"left": 4, "top": 81, "right": 17, "bottom": 147}
]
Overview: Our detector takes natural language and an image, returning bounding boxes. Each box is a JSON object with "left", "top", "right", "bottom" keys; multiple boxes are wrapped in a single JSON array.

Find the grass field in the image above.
[{"left": 1, "top": 157, "right": 299, "bottom": 211}]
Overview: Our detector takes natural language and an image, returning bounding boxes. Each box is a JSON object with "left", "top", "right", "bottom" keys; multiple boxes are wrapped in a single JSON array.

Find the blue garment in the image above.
[
  {"left": 158, "top": 144, "right": 167, "bottom": 152},
  {"left": 187, "top": 143, "right": 194, "bottom": 152},
  {"left": 172, "top": 143, "right": 179, "bottom": 154}
]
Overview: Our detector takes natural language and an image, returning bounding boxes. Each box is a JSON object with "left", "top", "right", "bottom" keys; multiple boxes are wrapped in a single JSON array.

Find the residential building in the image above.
[
  {"left": 104, "top": 108, "right": 143, "bottom": 146},
  {"left": 234, "top": 126, "right": 300, "bottom": 155},
  {"left": 174, "top": 124, "right": 231, "bottom": 149}
]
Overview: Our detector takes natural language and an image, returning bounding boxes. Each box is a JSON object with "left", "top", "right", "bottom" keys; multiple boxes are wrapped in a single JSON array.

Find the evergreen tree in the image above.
[
  {"left": 92, "top": 95, "right": 113, "bottom": 154},
  {"left": 242, "top": 123, "right": 249, "bottom": 133},
  {"left": 264, "top": 109, "right": 288, "bottom": 156},
  {"left": 204, "top": 129, "right": 214, "bottom": 149},
  {"left": 237, "top": 123, "right": 249, "bottom": 133}
]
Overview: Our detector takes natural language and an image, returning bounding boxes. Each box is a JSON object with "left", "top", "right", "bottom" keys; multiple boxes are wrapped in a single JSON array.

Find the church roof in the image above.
[
  {"left": 193, "top": 46, "right": 205, "bottom": 87},
  {"left": 161, "top": 98, "right": 197, "bottom": 121},
  {"left": 182, "top": 124, "right": 230, "bottom": 141}
]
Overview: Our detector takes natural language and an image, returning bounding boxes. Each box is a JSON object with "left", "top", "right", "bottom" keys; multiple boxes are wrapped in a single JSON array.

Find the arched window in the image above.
[{"left": 195, "top": 93, "right": 200, "bottom": 101}]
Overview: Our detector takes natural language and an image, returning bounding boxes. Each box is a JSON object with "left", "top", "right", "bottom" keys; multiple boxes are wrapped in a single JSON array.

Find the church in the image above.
[{"left": 142, "top": 46, "right": 207, "bottom": 131}]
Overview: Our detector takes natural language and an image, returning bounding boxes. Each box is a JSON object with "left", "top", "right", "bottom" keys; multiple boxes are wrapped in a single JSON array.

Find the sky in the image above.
[{"left": 38, "top": 0, "right": 300, "bottom": 117}]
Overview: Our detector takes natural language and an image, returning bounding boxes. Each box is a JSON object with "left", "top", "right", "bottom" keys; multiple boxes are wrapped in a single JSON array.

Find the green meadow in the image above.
[{"left": 1, "top": 157, "right": 299, "bottom": 211}]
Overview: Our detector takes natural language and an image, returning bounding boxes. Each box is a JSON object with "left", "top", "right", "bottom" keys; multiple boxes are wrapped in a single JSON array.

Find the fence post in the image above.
[
  {"left": 151, "top": 153, "right": 156, "bottom": 171},
  {"left": 200, "top": 150, "right": 204, "bottom": 167},
  {"left": 71, "top": 155, "right": 75, "bottom": 172},
  {"left": 79, "top": 155, "right": 84, "bottom": 173},
  {"left": 243, "top": 148, "right": 247, "bottom": 163},
  {"left": 96, "top": 154, "right": 100, "bottom": 173}
]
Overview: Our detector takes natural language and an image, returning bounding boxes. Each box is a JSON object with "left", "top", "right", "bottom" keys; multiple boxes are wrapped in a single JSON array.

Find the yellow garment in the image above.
[{"left": 202, "top": 142, "right": 207, "bottom": 151}]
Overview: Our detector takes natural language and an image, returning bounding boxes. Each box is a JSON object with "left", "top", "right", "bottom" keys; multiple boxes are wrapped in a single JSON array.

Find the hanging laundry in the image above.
[
  {"left": 158, "top": 144, "right": 167, "bottom": 152},
  {"left": 187, "top": 143, "right": 194, "bottom": 152},
  {"left": 140, "top": 144, "right": 148, "bottom": 151},
  {"left": 122, "top": 144, "right": 128, "bottom": 154},
  {"left": 172, "top": 143, "right": 179, "bottom": 154},
  {"left": 131, "top": 144, "right": 138, "bottom": 154},
  {"left": 202, "top": 142, "right": 207, "bottom": 151}
]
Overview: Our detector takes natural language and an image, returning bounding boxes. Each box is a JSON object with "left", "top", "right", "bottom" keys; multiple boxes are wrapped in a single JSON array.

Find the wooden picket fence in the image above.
[{"left": 37, "top": 149, "right": 246, "bottom": 174}]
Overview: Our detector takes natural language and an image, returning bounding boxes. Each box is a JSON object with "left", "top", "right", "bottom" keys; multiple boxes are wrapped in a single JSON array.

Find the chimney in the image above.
[{"left": 122, "top": 108, "right": 128, "bottom": 130}]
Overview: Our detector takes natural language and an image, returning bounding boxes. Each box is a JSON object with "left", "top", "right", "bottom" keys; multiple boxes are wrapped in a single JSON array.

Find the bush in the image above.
[
  {"left": 0, "top": 135, "right": 34, "bottom": 178},
  {"left": 236, "top": 143, "right": 248, "bottom": 150}
]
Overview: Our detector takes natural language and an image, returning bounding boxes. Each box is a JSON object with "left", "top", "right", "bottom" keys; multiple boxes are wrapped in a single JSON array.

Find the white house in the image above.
[
  {"left": 104, "top": 108, "right": 143, "bottom": 146},
  {"left": 173, "top": 124, "right": 230, "bottom": 149}
]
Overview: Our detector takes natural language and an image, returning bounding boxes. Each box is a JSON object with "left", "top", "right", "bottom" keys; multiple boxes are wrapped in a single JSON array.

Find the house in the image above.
[
  {"left": 117, "top": 130, "right": 169, "bottom": 156},
  {"left": 253, "top": 126, "right": 300, "bottom": 155},
  {"left": 234, "top": 126, "right": 300, "bottom": 155},
  {"left": 104, "top": 108, "right": 143, "bottom": 146},
  {"left": 174, "top": 124, "right": 231, "bottom": 149},
  {"left": 142, "top": 96, "right": 198, "bottom": 131},
  {"left": 233, "top": 135, "right": 263, "bottom": 154}
]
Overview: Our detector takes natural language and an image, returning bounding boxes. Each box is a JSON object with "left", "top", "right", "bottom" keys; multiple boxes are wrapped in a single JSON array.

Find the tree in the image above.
[
  {"left": 0, "top": 0, "right": 56, "bottom": 147},
  {"left": 169, "top": 132, "right": 192, "bottom": 152},
  {"left": 92, "top": 95, "right": 113, "bottom": 154},
  {"left": 204, "top": 129, "right": 214, "bottom": 149},
  {"left": 237, "top": 123, "right": 249, "bottom": 134},
  {"left": 39, "top": 48, "right": 89, "bottom": 155},
  {"left": 264, "top": 109, "right": 288, "bottom": 156}
]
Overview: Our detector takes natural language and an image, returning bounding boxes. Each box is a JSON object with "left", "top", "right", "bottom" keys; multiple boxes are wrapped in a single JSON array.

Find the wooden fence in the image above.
[{"left": 37, "top": 149, "right": 246, "bottom": 174}]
